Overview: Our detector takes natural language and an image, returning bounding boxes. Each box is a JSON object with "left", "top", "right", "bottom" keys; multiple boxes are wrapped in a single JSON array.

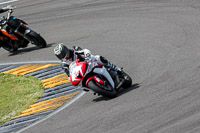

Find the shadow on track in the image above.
[
  {"left": 93, "top": 83, "right": 140, "bottom": 102},
  {"left": 117, "top": 83, "right": 140, "bottom": 96},
  {"left": 8, "top": 43, "right": 55, "bottom": 56}
]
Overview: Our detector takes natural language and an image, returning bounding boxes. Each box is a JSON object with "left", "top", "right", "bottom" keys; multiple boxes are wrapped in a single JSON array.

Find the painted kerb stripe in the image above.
[{"left": 0, "top": 62, "right": 83, "bottom": 133}]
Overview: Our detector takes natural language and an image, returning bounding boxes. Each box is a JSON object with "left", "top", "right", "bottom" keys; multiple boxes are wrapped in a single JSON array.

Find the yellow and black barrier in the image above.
[{"left": 0, "top": 62, "right": 82, "bottom": 133}]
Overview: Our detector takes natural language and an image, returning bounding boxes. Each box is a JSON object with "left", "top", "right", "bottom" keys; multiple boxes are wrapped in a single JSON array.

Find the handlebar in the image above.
[
  {"left": 0, "top": 5, "right": 16, "bottom": 26},
  {"left": 2, "top": 5, "right": 16, "bottom": 11}
]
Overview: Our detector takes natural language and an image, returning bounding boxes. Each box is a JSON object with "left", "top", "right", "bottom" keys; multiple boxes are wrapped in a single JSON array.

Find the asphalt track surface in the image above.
[{"left": 1, "top": 0, "right": 200, "bottom": 133}]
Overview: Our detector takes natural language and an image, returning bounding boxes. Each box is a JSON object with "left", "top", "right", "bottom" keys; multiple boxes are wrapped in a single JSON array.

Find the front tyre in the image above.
[
  {"left": 26, "top": 30, "right": 47, "bottom": 48},
  {"left": 121, "top": 72, "right": 132, "bottom": 88},
  {"left": 87, "top": 80, "right": 117, "bottom": 98}
]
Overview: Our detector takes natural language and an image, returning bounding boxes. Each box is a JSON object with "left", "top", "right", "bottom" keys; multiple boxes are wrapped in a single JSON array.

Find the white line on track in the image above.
[
  {"left": 0, "top": 0, "right": 18, "bottom": 5},
  {"left": 0, "top": 60, "right": 60, "bottom": 66}
]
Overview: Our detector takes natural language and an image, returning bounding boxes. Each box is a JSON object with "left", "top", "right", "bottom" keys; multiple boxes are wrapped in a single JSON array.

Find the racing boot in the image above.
[
  {"left": 106, "top": 62, "right": 122, "bottom": 74},
  {"left": 99, "top": 56, "right": 123, "bottom": 74}
]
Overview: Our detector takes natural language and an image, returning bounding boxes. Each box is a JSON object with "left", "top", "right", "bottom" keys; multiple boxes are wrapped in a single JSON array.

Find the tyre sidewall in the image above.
[
  {"left": 87, "top": 80, "right": 117, "bottom": 98},
  {"left": 26, "top": 30, "right": 46, "bottom": 48}
]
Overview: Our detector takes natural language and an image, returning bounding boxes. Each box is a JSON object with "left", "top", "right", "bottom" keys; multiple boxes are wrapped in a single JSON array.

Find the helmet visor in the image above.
[{"left": 55, "top": 51, "right": 66, "bottom": 60}]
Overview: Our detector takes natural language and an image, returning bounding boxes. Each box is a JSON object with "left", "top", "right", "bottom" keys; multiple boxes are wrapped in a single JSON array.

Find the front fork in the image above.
[
  {"left": 13, "top": 23, "right": 31, "bottom": 38},
  {"left": 24, "top": 28, "right": 31, "bottom": 35}
]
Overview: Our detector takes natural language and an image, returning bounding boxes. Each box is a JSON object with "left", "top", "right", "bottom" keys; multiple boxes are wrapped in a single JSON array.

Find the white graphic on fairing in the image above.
[{"left": 71, "top": 65, "right": 83, "bottom": 81}]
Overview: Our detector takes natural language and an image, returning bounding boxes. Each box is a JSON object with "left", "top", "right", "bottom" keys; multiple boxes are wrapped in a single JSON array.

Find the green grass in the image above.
[{"left": 0, "top": 73, "right": 44, "bottom": 125}]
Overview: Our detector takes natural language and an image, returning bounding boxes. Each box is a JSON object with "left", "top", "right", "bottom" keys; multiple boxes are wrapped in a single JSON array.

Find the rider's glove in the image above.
[
  {"left": 61, "top": 62, "right": 70, "bottom": 76},
  {"left": 75, "top": 49, "right": 92, "bottom": 61},
  {"left": 61, "top": 61, "right": 69, "bottom": 69}
]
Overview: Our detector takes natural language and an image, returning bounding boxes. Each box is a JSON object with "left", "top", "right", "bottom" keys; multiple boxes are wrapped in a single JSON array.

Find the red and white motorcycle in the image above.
[{"left": 69, "top": 59, "right": 132, "bottom": 98}]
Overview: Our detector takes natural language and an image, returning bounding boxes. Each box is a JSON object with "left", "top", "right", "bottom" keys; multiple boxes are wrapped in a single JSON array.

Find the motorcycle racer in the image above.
[{"left": 53, "top": 43, "right": 122, "bottom": 76}]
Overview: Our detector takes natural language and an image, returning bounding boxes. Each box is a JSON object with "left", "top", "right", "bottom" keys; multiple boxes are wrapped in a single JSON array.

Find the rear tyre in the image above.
[
  {"left": 87, "top": 80, "right": 117, "bottom": 98},
  {"left": 2, "top": 43, "right": 18, "bottom": 52},
  {"left": 26, "top": 30, "right": 47, "bottom": 48}
]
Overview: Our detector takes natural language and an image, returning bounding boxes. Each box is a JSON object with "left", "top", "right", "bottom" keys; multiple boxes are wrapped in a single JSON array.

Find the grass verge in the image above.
[{"left": 0, "top": 73, "right": 44, "bottom": 125}]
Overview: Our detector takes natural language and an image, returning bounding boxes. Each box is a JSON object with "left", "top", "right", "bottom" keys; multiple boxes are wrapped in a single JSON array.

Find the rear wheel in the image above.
[
  {"left": 87, "top": 80, "right": 117, "bottom": 98},
  {"left": 2, "top": 42, "right": 18, "bottom": 52},
  {"left": 26, "top": 30, "right": 46, "bottom": 48}
]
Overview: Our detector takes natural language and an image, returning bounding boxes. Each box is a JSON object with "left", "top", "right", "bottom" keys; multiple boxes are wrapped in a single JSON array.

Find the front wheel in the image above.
[
  {"left": 121, "top": 72, "right": 132, "bottom": 88},
  {"left": 87, "top": 80, "right": 117, "bottom": 98},
  {"left": 25, "top": 30, "right": 47, "bottom": 48}
]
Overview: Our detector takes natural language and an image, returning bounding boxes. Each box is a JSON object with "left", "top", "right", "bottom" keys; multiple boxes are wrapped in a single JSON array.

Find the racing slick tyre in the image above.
[
  {"left": 2, "top": 44, "right": 18, "bottom": 52},
  {"left": 121, "top": 72, "right": 132, "bottom": 88},
  {"left": 87, "top": 80, "right": 117, "bottom": 98},
  {"left": 26, "top": 30, "right": 47, "bottom": 48}
]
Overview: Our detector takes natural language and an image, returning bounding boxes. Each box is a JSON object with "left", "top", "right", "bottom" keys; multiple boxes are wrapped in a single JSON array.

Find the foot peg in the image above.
[{"left": 93, "top": 93, "right": 100, "bottom": 96}]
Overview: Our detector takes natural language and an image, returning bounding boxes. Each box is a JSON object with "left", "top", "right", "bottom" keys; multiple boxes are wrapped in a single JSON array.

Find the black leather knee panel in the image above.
[{"left": 100, "top": 56, "right": 108, "bottom": 64}]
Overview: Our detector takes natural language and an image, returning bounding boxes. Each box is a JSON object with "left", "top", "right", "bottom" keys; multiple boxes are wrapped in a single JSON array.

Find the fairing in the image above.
[
  {"left": 69, "top": 60, "right": 88, "bottom": 85},
  {"left": 69, "top": 60, "right": 115, "bottom": 89},
  {"left": 86, "top": 76, "right": 104, "bottom": 86},
  {"left": 93, "top": 67, "right": 115, "bottom": 88},
  {"left": 0, "top": 29, "right": 18, "bottom": 40}
]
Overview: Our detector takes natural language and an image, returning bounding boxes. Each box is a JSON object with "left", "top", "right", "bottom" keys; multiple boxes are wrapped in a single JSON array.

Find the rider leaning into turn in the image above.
[{"left": 53, "top": 43, "right": 122, "bottom": 76}]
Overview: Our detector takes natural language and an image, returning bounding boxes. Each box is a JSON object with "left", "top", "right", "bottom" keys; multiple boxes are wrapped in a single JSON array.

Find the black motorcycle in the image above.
[{"left": 0, "top": 6, "right": 46, "bottom": 52}]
